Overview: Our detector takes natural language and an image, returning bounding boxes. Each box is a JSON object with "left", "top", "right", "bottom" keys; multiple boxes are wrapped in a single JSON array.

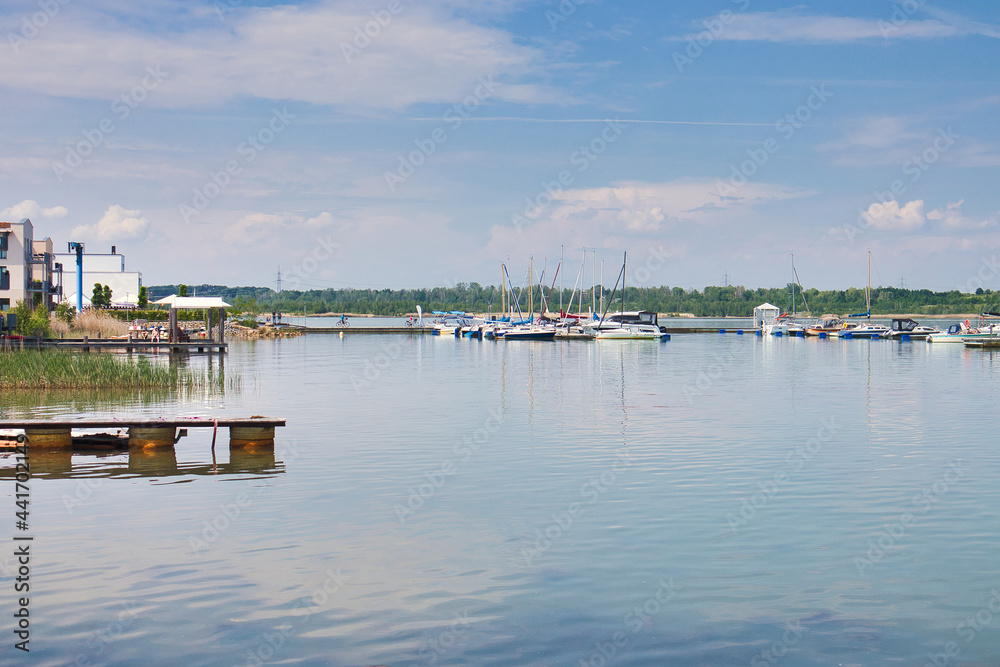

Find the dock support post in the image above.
[
  {"left": 23, "top": 427, "right": 73, "bottom": 449},
  {"left": 129, "top": 426, "right": 177, "bottom": 449},
  {"left": 230, "top": 425, "right": 275, "bottom": 450}
]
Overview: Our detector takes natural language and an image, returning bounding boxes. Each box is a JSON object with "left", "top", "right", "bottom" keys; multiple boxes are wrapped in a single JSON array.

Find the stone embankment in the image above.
[{"left": 224, "top": 323, "right": 303, "bottom": 339}]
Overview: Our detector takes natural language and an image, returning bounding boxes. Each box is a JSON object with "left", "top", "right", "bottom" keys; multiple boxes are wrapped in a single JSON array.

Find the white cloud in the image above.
[
  {"left": 72, "top": 204, "right": 149, "bottom": 241},
  {"left": 927, "top": 200, "right": 996, "bottom": 230},
  {"left": 860, "top": 199, "right": 925, "bottom": 230},
  {"left": 0, "top": 2, "right": 557, "bottom": 111},
  {"left": 221, "top": 210, "right": 350, "bottom": 246},
  {"left": 674, "top": 11, "right": 986, "bottom": 43},
  {"left": 488, "top": 179, "right": 812, "bottom": 258},
  {"left": 1, "top": 199, "right": 68, "bottom": 221},
  {"left": 305, "top": 212, "right": 336, "bottom": 227}
]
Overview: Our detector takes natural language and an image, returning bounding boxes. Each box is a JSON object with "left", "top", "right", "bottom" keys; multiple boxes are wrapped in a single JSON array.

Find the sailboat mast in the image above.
[
  {"left": 791, "top": 253, "right": 795, "bottom": 316},
  {"left": 501, "top": 265, "right": 506, "bottom": 318},
  {"left": 598, "top": 260, "right": 626, "bottom": 325},
  {"left": 600, "top": 260, "right": 604, "bottom": 314},
  {"left": 529, "top": 257, "right": 534, "bottom": 320},
  {"left": 792, "top": 256, "right": 810, "bottom": 316},
  {"left": 867, "top": 249, "right": 872, "bottom": 320},
  {"left": 622, "top": 251, "right": 626, "bottom": 314},
  {"left": 592, "top": 250, "right": 596, "bottom": 315},
  {"left": 504, "top": 264, "right": 525, "bottom": 321}
]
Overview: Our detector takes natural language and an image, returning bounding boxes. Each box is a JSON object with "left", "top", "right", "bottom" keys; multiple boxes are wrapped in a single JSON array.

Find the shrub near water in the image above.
[{"left": 0, "top": 350, "right": 218, "bottom": 389}]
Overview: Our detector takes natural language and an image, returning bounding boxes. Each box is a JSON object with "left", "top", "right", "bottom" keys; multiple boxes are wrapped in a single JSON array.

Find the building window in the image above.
[
  {"left": 0, "top": 267, "right": 8, "bottom": 291},
  {"left": 0, "top": 299, "right": 7, "bottom": 311},
  {"left": 0, "top": 232, "right": 7, "bottom": 259}
]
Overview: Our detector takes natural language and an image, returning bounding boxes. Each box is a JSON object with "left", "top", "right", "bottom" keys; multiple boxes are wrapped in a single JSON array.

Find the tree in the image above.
[
  {"left": 231, "top": 296, "right": 261, "bottom": 328},
  {"left": 103, "top": 284, "right": 112, "bottom": 307},
  {"left": 54, "top": 301, "right": 76, "bottom": 325},
  {"left": 137, "top": 286, "right": 148, "bottom": 308},
  {"left": 179, "top": 284, "right": 188, "bottom": 297},
  {"left": 91, "top": 283, "right": 105, "bottom": 308}
]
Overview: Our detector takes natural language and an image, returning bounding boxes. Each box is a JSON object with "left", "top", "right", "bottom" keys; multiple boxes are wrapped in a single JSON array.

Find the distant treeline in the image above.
[{"left": 148, "top": 283, "right": 1000, "bottom": 317}]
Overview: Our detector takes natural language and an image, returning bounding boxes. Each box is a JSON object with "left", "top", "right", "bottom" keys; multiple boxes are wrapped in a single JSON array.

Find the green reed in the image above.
[{"left": 0, "top": 350, "right": 239, "bottom": 390}]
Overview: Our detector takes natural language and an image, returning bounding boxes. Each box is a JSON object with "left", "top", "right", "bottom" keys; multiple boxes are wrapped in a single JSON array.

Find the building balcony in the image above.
[{"left": 28, "top": 281, "right": 59, "bottom": 293}]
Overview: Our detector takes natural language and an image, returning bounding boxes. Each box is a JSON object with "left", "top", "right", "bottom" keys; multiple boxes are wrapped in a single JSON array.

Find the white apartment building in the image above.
[{"left": 0, "top": 218, "right": 62, "bottom": 312}]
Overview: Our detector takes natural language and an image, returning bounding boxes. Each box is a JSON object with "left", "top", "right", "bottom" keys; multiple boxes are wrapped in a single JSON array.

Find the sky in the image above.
[{"left": 1, "top": 0, "right": 999, "bottom": 293}]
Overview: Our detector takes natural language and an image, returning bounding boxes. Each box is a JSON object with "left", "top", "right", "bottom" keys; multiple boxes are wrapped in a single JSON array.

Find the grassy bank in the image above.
[{"left": 0, "top": 350, "right": 236, "bottom": 390}]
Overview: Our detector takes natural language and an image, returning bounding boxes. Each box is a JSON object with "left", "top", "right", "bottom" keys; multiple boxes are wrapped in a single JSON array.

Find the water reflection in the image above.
[
  {"left": 0, "top": 447, "right": 283, "bottom": 479},
  {"left": 2, "top": 334, "right": 999, "bottom": 665}
]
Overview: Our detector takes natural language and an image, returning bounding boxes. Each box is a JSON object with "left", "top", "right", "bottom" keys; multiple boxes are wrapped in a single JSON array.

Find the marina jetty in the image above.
[
  {"left": 1, "top": 416, "right": 285, "bottom": 450},
  {"left": 307, "top": 326, "right": 737, "bottom": 334},
  {"left": 1, "top": 337, "right": 228, "bottom": 353}
]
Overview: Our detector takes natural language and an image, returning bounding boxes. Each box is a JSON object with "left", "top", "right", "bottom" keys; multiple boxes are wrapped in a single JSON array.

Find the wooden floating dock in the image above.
[
  {"left": 306, "top": 327, "right": 434, "bottom": 334},
  {"left": 0, "top": 417, "right": 284, "bottom": 450},
  {"left": 3, "top": 338, "right": 227, "bottom": 353},
  {"left": 964, "top": 339, "right": 1000, "bottom": 348},
  {"left": 302, "top": 327, "right": 749, "bottom": 335}
]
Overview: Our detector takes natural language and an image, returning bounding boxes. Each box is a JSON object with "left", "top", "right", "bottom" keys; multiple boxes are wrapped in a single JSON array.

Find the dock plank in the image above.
[{"left": 0, "top": 418, "right": 285, "bottom": 429}]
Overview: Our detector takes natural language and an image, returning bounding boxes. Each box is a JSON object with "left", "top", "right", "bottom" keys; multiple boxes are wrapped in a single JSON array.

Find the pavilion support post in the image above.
[
  {"left": 168, "top": 308, "right": 177, "bottom": 343},
  {"left": 206, "top": 309, "right": 214, "bottom": 342}
]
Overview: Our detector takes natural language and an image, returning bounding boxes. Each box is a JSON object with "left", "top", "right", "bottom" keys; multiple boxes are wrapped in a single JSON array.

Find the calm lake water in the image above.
[{"left": 3, "top": 330, "right": 1000, "bottom": 665}]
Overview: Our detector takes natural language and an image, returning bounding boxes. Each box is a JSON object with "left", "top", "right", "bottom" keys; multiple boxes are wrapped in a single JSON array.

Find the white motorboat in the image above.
[
  {"left": 763, "top": 319, "right": 792, "bottom": 336},
  {"left": 837, "top": 323, "right": 890, "bottom": 338},
  {"left": 881, "top": 318, "right": 940, "bottom": 339},
  {"left": 588, "top": 323, "right": 666, "bottom": 340},
  {"left": 805, "top": 314, "right": 846, "bottom": 336},
  {"left": 431, "top": 323, "right": 458, "bottom": 336},
  {"left": 927, "top": 319, "right": 1000, "bottom": 343}
]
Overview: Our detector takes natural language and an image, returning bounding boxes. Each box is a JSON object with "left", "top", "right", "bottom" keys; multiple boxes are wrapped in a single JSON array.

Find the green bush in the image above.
[{"left": 11, "top": 300, "right": 51, "bottom": 338}]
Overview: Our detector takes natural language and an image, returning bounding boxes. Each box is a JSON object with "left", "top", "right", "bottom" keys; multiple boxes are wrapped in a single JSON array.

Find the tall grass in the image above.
[
  {"left": 71, "top": 311, "right": 129, "bottom": 338},
  {"left": 0, "top": 350, "right": 239, "bottom": 390}
]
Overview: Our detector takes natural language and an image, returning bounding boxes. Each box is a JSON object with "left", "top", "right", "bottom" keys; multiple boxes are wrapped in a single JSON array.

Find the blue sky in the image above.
[{"left": 2, "top": 0, "right": 998, "bottom": 292}]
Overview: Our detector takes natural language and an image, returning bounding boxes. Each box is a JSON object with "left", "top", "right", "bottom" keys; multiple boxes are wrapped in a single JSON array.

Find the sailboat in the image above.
[
  {"left": 764, "top": 254, "right": 811, "bottom": 335},
  {"left": 583, "top": 252, "right": 668, "bottom": 340},
  {"left": 837, "top": 250, "right": 889, "bottom": 339},
  {"left": 495, "top": 262, "right": 555, "bottom": 341}
]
